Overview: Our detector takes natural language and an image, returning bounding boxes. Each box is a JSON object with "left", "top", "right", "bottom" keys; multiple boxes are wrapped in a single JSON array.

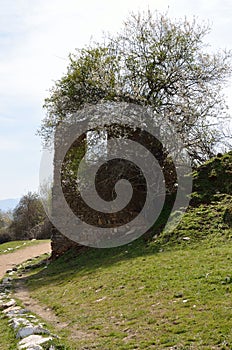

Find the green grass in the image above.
[
  {"left": 156, "top": 194, "right": 232, "bottom": 246},
  {"left": 1, "top": 152, "right": 231, "bottom": 349},
  {"left": 0, "top": 316, "right": 18, "bottom": 350},
  {"left": 191, "top": 151, "right": 232, "bottom": 205},
  {"left": 23, "top": 235, "right": 232, "bottom": 350},
  {"left": 0, "top": 239, "right": 50, "bottom": 255},
  {"left": 0, "top": 240, "right": 51, "bottom": 350}
]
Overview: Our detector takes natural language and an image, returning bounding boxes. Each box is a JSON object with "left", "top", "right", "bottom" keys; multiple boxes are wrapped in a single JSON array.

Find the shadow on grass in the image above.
[{"left": 22, "top": 237, "right": 162, "bottom": 289}]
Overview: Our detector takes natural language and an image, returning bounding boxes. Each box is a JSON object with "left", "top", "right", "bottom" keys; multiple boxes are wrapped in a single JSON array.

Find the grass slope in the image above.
[
  {"left": 25, "top": 238, "right": 232, "bottom": 349},
  {"left": 2, "top": 152, "right": 232, "bottom": 349},
  {"left": 157, "top": 152, "right": 232, "bottom": 245},
  {"left": 0, "top": 316, "right": 18, "bottom": 350}
]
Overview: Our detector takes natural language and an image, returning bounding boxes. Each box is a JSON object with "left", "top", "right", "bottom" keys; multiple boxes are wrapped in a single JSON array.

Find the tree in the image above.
[
  {"left": 10, "top": 192, "right": 46, "bottom": 240},
  {"left": 40, "top": 11, "right": 232, "bottom": 164},
  {"left": 0, "top": 210, "right": 12, "bottom": 228},
  {"left": 0, "top": 210, "right": 13, "bottom": 244},
  {"left": 0, "top": 210, "right": 4, "bottom": 229}
]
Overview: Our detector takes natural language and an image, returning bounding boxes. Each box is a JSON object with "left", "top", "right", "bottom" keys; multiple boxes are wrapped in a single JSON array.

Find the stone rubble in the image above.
[
  {"left": 0, "top": 273, "right": 57, "bottom": 349},
  {"left": 18, "top": 335, "right": 52, "bottom": 350}
]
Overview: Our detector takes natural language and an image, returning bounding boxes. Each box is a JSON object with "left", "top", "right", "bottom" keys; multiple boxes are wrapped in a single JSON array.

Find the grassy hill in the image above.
[
  {"left": 156, "top": 151, "right": 232, "bottom": 246},
  {"left": 3, "top": 152, "right": 232, "bottom": 349},
  {"left": 26, "top": 238, "right": 232, "bottom": 349}
]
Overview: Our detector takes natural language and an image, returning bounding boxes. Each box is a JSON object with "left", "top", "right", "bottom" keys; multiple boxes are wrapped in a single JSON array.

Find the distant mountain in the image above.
[{"left": 0, "top": 198, "right": 19, "bottom": 212}]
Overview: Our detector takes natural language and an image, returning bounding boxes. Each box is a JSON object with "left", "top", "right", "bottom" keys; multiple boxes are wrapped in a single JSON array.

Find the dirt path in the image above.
[
  {"left": 0, "top": 241, "right": 68, "bottom": 329},
  {"left": 0, "top": 241, "right": 91, "bottom": 341},
  {"left": 0, "top": 241, "right": 51, "bottom": 279},
  {"left": 14, "top": 279, "right": 69, "bottom": 329}
]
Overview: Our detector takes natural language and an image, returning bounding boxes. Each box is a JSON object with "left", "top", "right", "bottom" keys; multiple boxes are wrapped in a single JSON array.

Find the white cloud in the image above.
[
  {"left": 0, "top": 115, "right": 15, "bottom": 123},
  {"left": 0, "top": 137, "right": 21, "bottom": 151}
]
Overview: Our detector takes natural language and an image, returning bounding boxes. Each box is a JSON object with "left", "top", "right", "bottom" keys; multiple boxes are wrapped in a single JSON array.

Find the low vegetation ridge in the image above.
[{"left": 156, "top": 151, "right": 232, "bottom": 246}]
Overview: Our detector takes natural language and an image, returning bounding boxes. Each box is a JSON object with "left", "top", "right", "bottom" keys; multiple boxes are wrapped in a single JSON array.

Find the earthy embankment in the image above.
[{"left": 0, "top": 242, "right": 51, "bottom": 279}]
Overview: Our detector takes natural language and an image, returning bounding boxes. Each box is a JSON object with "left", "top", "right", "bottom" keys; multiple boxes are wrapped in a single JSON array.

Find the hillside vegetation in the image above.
[
  {"left": 156, "top": 152, "right": 232, "bottom": 246},
  {"left": 7, "top": 152, "right": 232, "bottom": 349}
]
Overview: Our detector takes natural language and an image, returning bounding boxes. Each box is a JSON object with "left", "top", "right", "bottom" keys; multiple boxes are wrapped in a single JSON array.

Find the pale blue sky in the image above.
[{"left": 0, "top": 0, "right": 232, "bottom": 199}]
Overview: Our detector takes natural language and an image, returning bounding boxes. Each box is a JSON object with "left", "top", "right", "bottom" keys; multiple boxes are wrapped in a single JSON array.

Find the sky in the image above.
[{"left": 0, "top": 0, "right": 232, "bottom": 200}]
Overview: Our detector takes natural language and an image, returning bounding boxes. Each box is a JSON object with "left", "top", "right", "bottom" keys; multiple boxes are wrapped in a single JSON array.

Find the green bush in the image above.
[
  {"left": 0, "top": 228, "right": 14, "bottom": 244},
  {"left": 223, "top": 204, "right": 232, "bottom": 227}
]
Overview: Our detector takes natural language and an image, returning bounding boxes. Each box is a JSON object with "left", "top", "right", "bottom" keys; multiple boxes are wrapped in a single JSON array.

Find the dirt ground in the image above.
[
  {"left": 0, "top": 241, "right": 64, "bottom": 327},
  {"left": 0, "top": 241, "right": 51, "bottom": 279},
  {"left": 1, "top": 240, "right": 94, "bottom": 341},
  {"left": 14, "top": 279, "right": 69, "bottom": 329}
]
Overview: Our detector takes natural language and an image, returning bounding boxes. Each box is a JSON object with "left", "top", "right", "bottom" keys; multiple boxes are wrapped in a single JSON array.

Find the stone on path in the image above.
[
  {"left": 18, "top": 335, "right": 52, "bottom": 349},
  {"left": 16, "top": 326, "right": 50, "bottom": 339},
  {"left": 0, "top": 298, "right": 16, "bottom": 309}
]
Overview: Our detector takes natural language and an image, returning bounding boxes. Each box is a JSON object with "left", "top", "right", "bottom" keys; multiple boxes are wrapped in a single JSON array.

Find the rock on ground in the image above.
[{"left": 18, "top": 335, "right": 52, "bottom": 349}]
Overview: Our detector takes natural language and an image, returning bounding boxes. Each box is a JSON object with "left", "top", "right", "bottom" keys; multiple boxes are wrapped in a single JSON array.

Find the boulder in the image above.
[
  {"left": 18, "top": 335, "right": 52, "bottom": 349},
  {"left": 17, "top": 326, "right": 50, "bottom": 339}
]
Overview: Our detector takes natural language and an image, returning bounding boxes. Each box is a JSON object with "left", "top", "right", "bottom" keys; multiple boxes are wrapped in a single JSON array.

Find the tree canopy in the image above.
[
  {"left": 40, "top": 11, "right": 232, "bottom": 164},
  {"left": 10, "top": 192, "right": 46, "bottom": 240}
]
